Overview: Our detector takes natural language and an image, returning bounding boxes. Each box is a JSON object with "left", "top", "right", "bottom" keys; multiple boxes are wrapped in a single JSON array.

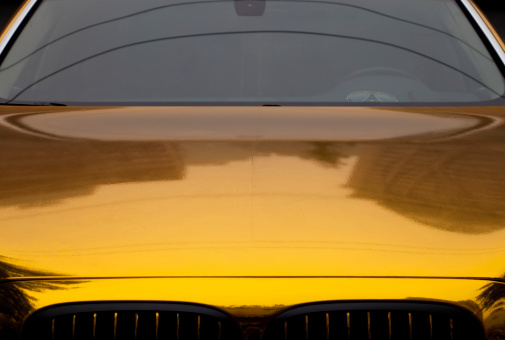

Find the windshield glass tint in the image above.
[{"left": 0, "top": 0, "right": 504, "bottom": 105}]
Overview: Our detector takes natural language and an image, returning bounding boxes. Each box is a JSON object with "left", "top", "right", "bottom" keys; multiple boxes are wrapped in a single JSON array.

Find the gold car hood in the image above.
[{"left": 1, "top": 105, "right": 505, "bottom": 280}]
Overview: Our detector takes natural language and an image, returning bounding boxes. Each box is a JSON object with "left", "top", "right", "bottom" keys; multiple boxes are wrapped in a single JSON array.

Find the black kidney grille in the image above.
[
  {"left": 21, "top": 303, "right": 243, "bottom": 340},
  {"left": 21, "top": 301, "right": 485, "bottom": 340},
  {"left": 262, "top": 302, "right": 485, "bottom": 340}
]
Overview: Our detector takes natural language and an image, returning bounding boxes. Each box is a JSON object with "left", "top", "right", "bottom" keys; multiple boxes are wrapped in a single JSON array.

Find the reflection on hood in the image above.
[
  {"left": 347, "top": 142, "right": 505, "bottom": 234},
  {"left": 0, "top": 257, "right": 76, "bottom": 338}
]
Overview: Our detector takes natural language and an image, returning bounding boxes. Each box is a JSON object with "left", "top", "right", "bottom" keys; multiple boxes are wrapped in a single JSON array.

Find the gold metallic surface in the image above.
[
  {"left": 1, "top": 106, "right": 505, "bottom": 280},
  {"left": 1, "top": 105, "right": 505, "bottom": 337}
]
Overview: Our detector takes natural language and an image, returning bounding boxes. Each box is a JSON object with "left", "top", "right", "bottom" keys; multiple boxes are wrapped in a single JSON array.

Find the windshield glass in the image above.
[{"left": 0, "top": 0, "right": 504, "bottom": 105}]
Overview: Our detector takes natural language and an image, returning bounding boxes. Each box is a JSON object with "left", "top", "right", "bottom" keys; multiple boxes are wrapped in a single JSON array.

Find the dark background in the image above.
[
  {"left": 478, "top": 1, "right": 505, "bottom": 38},
  {"left": 0, "top": 0, "right": 19, "bottom": 30},
  {"left": 0, "top": 0, "right": 504, "bottom": 42}
]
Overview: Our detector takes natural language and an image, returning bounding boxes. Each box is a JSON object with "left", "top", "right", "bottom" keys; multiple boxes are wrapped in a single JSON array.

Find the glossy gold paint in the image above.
[
  {"left": 1, "top": 106, "right": 505, "bottom": 280},
  {"left": 1, "top": 105, "right": 505, "bottom": 332},
  {"left": 2, "top": 109, "right": 504, "bottom": 339}
]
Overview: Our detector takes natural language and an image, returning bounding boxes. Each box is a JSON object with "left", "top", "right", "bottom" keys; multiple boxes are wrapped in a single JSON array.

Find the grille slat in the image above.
[
  {"left": 72, "top": 315, "right": 76, "bottom": 340},
  {"left": 388, "top": 312, "right": 392, "bottom": 340},
  {"left": 198, "top": 315, "right": 202, "bottom": 340},
  {"left": 113, "top": 313, "right": 117, "bottom": 340},
  {"left": 92, "top": 314, "right": 96, "bottom": 340},
  {"left": 325, "top": 313, "right": 329, "bottom": 340},
  {"left": 367, "top": 312, "right": 371, "bottom": 340},
  {"left": 263, "top": 302, "right": 485, "bottom": 340},
  {"left": 429, "top": 314, "right": 433, "bottom": 340},
  {"left": 305, "top": 315, "right": 308, "bottom": 340},
  {"left": 135, "top": 313, "right": 139, "bottom": 340},
  {"left": 177, "top": 313, "right": 180, "bottom": 340}
]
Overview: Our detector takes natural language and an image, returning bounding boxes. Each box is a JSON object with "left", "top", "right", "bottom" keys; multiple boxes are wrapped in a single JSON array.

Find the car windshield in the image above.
[{"left": 0, "top": 0, "right": 504, "bottom": 105}]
